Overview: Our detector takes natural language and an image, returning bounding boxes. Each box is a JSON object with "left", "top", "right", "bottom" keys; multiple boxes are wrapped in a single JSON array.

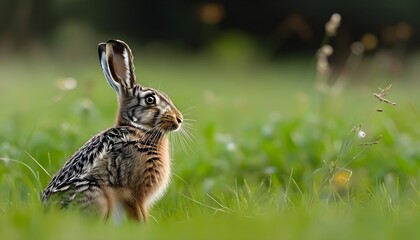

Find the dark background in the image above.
[{"left": 0, "top": 0, "right": 418, "bottom": 58}]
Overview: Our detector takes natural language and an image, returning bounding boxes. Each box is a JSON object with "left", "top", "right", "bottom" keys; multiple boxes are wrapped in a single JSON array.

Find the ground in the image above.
[{"left": 0, "top": 52, "right": 419, "bottom": 239}]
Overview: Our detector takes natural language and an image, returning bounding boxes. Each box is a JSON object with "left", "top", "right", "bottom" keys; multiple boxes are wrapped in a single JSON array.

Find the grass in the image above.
[{"left": 1, "top": 50, "right": 420, "bottom": 239}]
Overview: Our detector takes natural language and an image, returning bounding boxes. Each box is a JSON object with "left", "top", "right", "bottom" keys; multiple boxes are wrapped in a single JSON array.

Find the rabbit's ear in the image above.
[{"left": 98, "top": 40, "right": 136, "bottom": 93}]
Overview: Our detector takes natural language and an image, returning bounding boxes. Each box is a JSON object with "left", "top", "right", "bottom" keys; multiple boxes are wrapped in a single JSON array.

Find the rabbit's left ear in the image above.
[{"left": 98, "top": 40, "right": 136, "bottom": 93}]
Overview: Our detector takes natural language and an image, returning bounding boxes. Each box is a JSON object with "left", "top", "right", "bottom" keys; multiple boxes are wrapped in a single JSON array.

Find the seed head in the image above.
[
  {"left": 320, "top": 45, "right": 333, "bottom": 56},
  {"left": 316, "top": 45, "right": 333, "bottom": 77},
  {"left": 316, "top": 57, "right": 330, "bottom": 77},
  {"left": 325, "top": 13, "right": 341, "bottom": 36},
  {"left": 351, "top": 42, "right": 364, "bottom": 56},
  {"left": 331, "top": 13, "right": 341, "bottom": 24}
]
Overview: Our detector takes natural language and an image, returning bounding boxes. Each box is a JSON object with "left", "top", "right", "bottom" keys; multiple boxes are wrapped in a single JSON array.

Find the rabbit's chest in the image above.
[{"left": 130, "top": 137, "right": 172, "bottom": 205}]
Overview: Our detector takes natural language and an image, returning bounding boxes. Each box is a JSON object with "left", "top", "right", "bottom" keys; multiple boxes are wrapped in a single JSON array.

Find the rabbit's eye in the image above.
[{"left": 145, "top": 95, "right": 156, "bottom": 105}]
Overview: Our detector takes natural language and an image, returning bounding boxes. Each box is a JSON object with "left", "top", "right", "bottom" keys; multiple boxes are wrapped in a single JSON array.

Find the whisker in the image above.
[
  {"left": 182, "top": 121, "right": 196, "bottom": 126},
  {"left": 181, "top": 130, "right": 194, "bottom": 143},
  {"left": 181, "top": 123, "right": 196, "bottom": 132},
  {"left": 181, "top": 127, "right": 195, "bottom": 141},
  {"left": 178, "top": 128, "right": 194, "bottom": 154},
  {"left": 177, "top": 133, "right": 189, "bottom": 154},
  {"left": 140, "top": 126, "right": 163, "bottom": 147},
  {"left": 181, "top": 106, "right": 197, "bottom": 115},
  {"left": 183, "top": 118, "right": 197, "bottom": 122}
]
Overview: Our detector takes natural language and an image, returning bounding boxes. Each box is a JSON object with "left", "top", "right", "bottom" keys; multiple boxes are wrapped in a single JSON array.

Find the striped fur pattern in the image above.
[{"left": 41, "top": 40, "right": 183, "bottom": 222}]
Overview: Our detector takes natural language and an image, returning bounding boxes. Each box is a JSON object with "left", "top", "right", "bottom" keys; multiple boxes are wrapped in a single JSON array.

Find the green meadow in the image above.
[{"left": 1, "top": 48, "right": 420, "bottom": 239}]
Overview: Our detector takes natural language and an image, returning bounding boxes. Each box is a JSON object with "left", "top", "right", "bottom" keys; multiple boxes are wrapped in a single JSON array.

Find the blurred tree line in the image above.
[{"left": 0, "top": 0, "right": 418, "bottom": 57}]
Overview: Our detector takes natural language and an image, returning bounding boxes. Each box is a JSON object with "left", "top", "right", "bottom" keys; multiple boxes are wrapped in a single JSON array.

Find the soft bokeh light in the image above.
[
  {"left": 277, "top": 13, "right": 313, "bottom": 42},
  {"left": 57, "top": 77, "right": 77, "bottom": 91},
  {"left": 395, "top": 22, "right": 412, "bottom": 40},
  {"left": 361, "top": 33, "right": 378, "bottom": 51},
  {"left": 198, "top": 2, "right": 225, "bottom": 25}
]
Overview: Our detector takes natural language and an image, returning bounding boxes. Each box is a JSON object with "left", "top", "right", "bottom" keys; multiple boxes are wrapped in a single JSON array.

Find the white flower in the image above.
[
  {"left": 358, "top": 130, "right": 366, "bottom": 138},
  {"left": 57, "top": 77, "right": 77, "bottom": 90},
  {"left": 226, "top": 142, "right": 236, "bottom": 152}
]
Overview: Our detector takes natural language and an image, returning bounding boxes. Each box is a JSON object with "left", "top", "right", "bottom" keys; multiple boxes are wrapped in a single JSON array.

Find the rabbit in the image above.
[{"left": 41, "top": 39, "right": 183, "bottom": 222}]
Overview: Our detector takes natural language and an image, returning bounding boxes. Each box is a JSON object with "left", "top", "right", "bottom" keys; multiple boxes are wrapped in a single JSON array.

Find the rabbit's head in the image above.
[{"left": 98, "top": 40, "right": 183, "bottom": 133}]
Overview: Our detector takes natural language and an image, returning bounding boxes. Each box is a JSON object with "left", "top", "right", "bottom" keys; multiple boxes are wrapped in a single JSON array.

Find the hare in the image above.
[{"left": 41, "top": 40, "right": 183, "bottom": 222}]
